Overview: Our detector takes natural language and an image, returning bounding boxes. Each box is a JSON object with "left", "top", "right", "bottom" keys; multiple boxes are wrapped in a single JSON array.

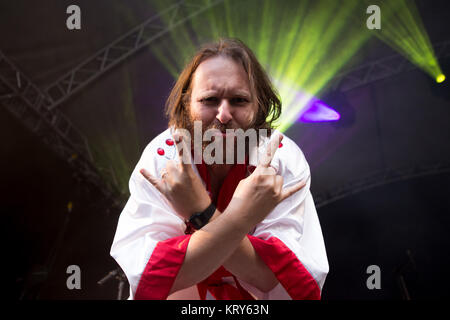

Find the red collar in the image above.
[
  {"left": 195, "top": 158, "right": 250, "bottom": 213},
  {"left": 194, "top": 156, "right": 256, "bottom": 300}
]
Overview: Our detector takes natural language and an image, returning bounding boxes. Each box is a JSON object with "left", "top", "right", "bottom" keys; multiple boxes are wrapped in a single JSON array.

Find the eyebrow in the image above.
[{"left": 199, "top": 89, "right": 252, "bottom": 98}]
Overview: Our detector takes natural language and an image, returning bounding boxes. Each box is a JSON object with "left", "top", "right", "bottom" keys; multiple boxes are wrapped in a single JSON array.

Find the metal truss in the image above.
[
  {"left": 1, "top": 0, "right": 224, "bottom": 210},
  {"left": 330, "top": 40, "right": 450, "bottom": 92},
  {"left": 0, "top": 51, "right": 122, "bottom": 207},
  {"left": 314, "top": 162, "right": 450, "bottom": 209},
  {"left": 3, "top": 0, "right": 447, "bottom": 211},
  {"left": 314, "top": 40, "right": 450, "bottom": 208},
  {"left": 44, "top": 0, "right": 224, "bottom": 111}
]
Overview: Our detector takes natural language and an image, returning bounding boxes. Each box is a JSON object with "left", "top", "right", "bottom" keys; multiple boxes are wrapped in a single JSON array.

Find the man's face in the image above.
[{"left": 187, "top": 55, "right": 258, "bottom": 134}]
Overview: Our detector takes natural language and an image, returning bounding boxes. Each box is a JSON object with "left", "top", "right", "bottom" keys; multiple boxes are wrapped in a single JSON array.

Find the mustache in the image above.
[{"left": 205, "top": 120, "right": 236, "bottom": 133}]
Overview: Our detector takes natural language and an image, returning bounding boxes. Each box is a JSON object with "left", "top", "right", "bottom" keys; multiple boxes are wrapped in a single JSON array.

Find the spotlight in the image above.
[
  {"left": 436, "top": 74, "right": 446, "bottom": 83},
  {"left": 429, "top": 57, "right": 450, "bottom": 99},
  {"left": 321, "top": 90, "right": 355, "bottom": 129},
  {"left": 299, "top": 100, "right": 341, "bottom": 123}
]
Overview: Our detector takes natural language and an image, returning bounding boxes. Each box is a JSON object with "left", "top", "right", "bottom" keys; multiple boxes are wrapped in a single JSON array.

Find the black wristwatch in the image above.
[{"left": 188, "top": 202, "right": 216, "bottom": 229}]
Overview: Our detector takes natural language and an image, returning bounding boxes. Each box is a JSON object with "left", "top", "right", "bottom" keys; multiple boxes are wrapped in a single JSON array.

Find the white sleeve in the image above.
[
  {"left": 110, "top": 134, "right": 189, "bottom": 300},
  {"left": 242, "top": 135, "right": 329, "bottom": 300}
]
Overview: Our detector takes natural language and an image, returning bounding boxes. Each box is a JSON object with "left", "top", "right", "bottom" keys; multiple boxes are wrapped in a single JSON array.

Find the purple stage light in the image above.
[
  {"left": 272, "top": 78, "right": 341, "bottom": 124},
  {"left": 299, "top": 99, "right": 341, "bottom": 123}
]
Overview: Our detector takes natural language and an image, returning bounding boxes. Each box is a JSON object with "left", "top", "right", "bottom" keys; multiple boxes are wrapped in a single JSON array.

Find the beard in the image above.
[{"left": 181, "top": 107, "right": 258, "bottom": 165}]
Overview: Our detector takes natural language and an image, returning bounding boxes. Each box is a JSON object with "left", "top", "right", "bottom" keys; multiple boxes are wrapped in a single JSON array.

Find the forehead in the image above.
[{"left": 191, "top": 55, "right": 251, "bottom": 94}]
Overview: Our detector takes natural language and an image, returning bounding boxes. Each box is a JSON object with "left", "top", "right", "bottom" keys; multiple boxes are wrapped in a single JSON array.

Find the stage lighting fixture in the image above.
[
  {"left": 429, "top": 57, "right": 450, "bottom": 99},
  {"left": 148, "top": 0, "right": 372, "bottom": 132},
  {"left": 299, "top": 99, "right": 341, "bottom": 123},
  {"left": 436, "top": 74, "right": 446, "bottom": 83},
  {"left": 368, "top": 0, "right": 444, "bottom": 82},
  {"left": 321, "top": 90, "right": 355, "bottom": 129}
]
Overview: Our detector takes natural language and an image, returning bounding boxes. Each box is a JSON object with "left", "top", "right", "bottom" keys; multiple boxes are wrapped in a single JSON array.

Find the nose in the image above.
[{"left": 216, "top": 99, "right": 233, "bottom": 124}]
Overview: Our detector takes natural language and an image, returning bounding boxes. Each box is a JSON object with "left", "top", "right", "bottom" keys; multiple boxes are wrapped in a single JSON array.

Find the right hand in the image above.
[
  {"left": 140, "top": 132, "right": 211, "bottom": 220},
  {"left": 228, "top": 133, "right": 307, "bottom": 226}
]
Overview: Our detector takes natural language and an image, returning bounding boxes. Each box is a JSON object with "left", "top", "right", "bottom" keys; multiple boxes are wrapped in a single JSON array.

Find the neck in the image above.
[{"left": 207, "top": 163, "right": 233, "bottom": 181}]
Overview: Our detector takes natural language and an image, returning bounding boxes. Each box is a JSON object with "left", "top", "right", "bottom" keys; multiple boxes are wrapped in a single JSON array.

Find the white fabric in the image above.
[
  {"left": 110, "top": 127, "right": 329, "bottom": 300},
  {"left": 242, "top": 130, "right": 329, "bottom": 299}
]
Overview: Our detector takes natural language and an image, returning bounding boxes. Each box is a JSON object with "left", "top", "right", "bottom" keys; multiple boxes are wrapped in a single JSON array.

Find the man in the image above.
[{"left": 110, "top": 38, "right": 328, "bottom": 300}]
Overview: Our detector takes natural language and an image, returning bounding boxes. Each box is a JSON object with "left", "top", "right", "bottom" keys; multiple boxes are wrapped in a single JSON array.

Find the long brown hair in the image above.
[{"left": 165, "top": 38, "right": 282, "bottom": 131}]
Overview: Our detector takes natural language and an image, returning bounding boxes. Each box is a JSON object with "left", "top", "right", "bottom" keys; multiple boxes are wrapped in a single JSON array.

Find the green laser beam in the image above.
[
  {"left": 365, "top": 0, "right": 443, "bottom": 81},
  {"left": 149, "top": 0, "right": 373, "bottom": 132}
]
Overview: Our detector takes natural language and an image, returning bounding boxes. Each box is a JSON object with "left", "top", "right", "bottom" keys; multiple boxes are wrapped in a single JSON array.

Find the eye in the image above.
[
  {"left": 200, "top": 97, "right": 219, "bottom": 105},
  {"left": 230, "top": 97, "right": 249, "bottom": 105}
]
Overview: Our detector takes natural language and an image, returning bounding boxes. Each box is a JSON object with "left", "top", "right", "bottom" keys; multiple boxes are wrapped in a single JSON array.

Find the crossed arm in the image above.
[
  {"left": 169, "top": 207, "right": 279, "bottom": 295},
  {"left": 141, "top": 132, "right": 307, "bottom": 296}
]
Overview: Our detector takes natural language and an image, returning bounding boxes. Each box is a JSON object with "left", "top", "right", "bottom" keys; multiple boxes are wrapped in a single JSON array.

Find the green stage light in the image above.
[
  {"left": 148, "top": 0, "right": 373, "bottom": 132},
  {"left": 365, "top": 0, "right": 444, "bottom": 82},
  {"left": 436, "top": 74, "right": 446, "bottom": 83}
]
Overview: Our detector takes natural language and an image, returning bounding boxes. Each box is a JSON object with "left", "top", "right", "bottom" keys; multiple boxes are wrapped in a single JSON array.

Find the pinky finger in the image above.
[{"left": 280, "top": 178, "right": 308, "bottom": 201}]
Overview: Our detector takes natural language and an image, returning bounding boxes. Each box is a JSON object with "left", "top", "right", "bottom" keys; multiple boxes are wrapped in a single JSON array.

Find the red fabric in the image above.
[
  {"left": 195, "top": 159, "right": 248, "bottom": 212},
  {"left": 134, "top": 159, "right": 252, "bottom": 300},
  {"left": 135, "top": 154, "right": 319, "bottom": 300},
  {"left": 247, "top": 235, "right": 321, "bottom": 300},
  {"left": 194, "top": 159, "right": 254, "bottom": 299},
  {"left": 197, "top": 267, "right": 255, "bottom": 300},
  {"left": 134, "top": 235, "right": 191, "bottom": 300}
]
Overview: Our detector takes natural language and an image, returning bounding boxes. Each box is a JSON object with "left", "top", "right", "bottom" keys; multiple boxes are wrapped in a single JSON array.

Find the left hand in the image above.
[
  {"left": 227, "top": 133, "right": 307, "bottom": 227},
  {"left": 140, "top": 132, "right": 211, "bottom": 220}
]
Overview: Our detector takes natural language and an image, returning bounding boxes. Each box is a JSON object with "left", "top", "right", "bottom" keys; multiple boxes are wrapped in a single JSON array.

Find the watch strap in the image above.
[{"left": 188, "top": 202, "right": 216, "bottom": 229}]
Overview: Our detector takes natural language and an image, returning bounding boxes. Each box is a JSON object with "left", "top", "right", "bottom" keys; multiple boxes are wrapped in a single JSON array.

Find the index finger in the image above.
[
  {"left": 280, "top": 177, "right": 307, "bottom": 201},
  {"left": 140, "top": 168, "right": 163, "bottom": 191},
  {"left": 173, "top": 131, "right": 192, "bottom": 169},
  {"left": 259, "top": 132, "right": 283, "bottom": 167}
]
